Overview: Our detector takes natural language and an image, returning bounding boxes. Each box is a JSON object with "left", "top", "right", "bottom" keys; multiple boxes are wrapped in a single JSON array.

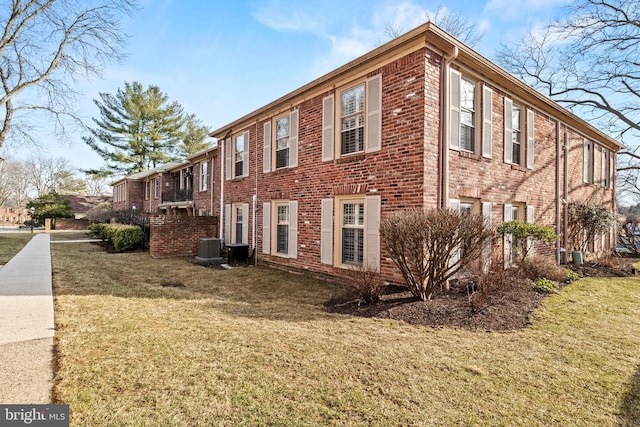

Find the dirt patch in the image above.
[{"left": 326, "top": 257, "right": 638, "bottom": 331}]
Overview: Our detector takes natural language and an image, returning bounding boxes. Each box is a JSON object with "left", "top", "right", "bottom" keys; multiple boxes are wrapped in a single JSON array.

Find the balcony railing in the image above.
[{"left": 162, "top": 188, "right": 193, "bottom": 203}]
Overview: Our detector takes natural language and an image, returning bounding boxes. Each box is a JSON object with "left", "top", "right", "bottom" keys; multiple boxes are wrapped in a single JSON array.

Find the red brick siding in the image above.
[{"left": 149, "top": 214, "right": 219, "bottom": 257}]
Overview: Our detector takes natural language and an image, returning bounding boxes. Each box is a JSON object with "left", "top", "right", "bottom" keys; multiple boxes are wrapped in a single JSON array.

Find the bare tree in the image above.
[
  {"left": 84, "top": 173, "right": 111, "bottom": 196},
  {"left": 0, "top": 0, "right": 136, "bottom": 149},
  {"left": 495, "top": 0, "right": 638, "bottom": 199},
  {"left": 26, "top": 155, "right": 74, "bottom": 196},
  {"left": 382, "top": 5, "right": 484, "bottom": 47},
  {"left": 0, "top": 157, "right": 32, "bottom": 206}
]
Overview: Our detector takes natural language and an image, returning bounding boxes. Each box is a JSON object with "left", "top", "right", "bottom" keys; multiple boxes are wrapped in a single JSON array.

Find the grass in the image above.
[
  {"left": 0, "top": 232, "right": 34, "bottom": 265},
  {"left": 51, "top": 240, "right": 640, "bottom": 426}
]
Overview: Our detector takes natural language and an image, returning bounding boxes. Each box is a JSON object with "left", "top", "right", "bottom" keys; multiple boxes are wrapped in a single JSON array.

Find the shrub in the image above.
[
  {"left": 565, "top": 269, "right": 580, "bottom": 283},
  {"left": 88, "top": 223, "right": 111, "bottom": 241},
  {"left": 342, "top": 263, "right": 384, "bottom": 305},
  {"left": 534, "top": 278, "right": 559, "bottom": 293},
  {"left": 497, "top": 221, "right": 557, "bottom": 262},
  {"left": 467, "top": 245, "right": 510, "bottom": 312},
  {"left": 568, "top": 201, "right": 615, "bottom": 252},
  {"left": 89, "top": 223, "right": 144, "bottom": 252},
  {"left": 518, "top": 256, "right": 567, "bottom": 283},
  {"left": 380, "top": 208, "right": 492, "bottom": 301},
  {"left": 110, "top": 225, "right": 144, "bottom": 252}
]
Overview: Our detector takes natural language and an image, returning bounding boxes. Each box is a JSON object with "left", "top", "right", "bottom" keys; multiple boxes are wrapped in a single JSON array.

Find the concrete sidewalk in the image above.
[{"left": 0, "top": 233, "right": 54, "bottom": 403}]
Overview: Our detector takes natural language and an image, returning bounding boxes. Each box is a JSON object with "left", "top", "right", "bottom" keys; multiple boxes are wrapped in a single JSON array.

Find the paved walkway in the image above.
[{"left": 0, "top": 234, "right": 54, "bottom": 403}]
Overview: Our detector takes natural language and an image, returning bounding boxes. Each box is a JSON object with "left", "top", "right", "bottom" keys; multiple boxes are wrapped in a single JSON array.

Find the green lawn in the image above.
[
  {"left": 51, "top": 241, "right": 640, "bottom": 426},
  {"left": 0, "top": 232, "right": 34, "bottom": 265}
]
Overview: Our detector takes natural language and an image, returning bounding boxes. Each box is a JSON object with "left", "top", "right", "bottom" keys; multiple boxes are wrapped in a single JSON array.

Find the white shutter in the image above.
[
  {"left": 224, "top": 204, "right": 231, "bottom": 244},
  {"left": 503, "top": 204, "right": 513, "bottom": 268},
  {"left": 288, "top": 200, "right": 298, "bottom": 259},
  {"left": 365, "top": 74, "right": 382, "bottom": 153},
  {"left": 610, "top": 150, "right": 615, "bottom": 189},
  {"left": 321, "top": 198, "right": 334, "bottom": 264},
  {"left": 449, "top": 68, "right": 461, "bottom": 150},
  {"left": 449, "top": 198, "right": 461, "bottom": 266},
  {"left": 289, "top": 110, "right": 299, "bottom": 167},
  {"left": 603, "top": 150, "right": 609, "bottom": 187},
  {"left": 225, "top": 138, "right": 232, "bottom": 180},
  {"left": 527, "top": 109, "right": 535, "bottom": 170},
  {"left": 482, "top": 85, "right": 493, "bottom": 159},
  {"left": 242, "top": 131, "right": 249, "bottom": 177},
  {"left": 504, "top": 98, "right": 513, "bottom": 164},
  {"left": 262, "top": 202, "right": 271, "bottom": 254},
  {"left": 449, "top": 198, "right": 460, "bottom": 211},
  {"left": 527, "top": 205, "right": 535, "bottom": 256},
  {"left": 194, "top": 164, "right": 200, "bottom": 192},
  {"left": 263, "top": 122, "right": 272, "bottom": 173},
  {"left": 482, "top": 202, "right": 492, "bottom": 269},
  {"left": 364, "top": 195, "right": 381, "bottom": 272},
  {"left": 583, "top": 139, "right": 591, "bottom": 183},
  {"left": 242, "top": 203, "right": 249, "bottom": 244},
  {"left": 322, "top": 95, "right": 334, "bottom": 162}
]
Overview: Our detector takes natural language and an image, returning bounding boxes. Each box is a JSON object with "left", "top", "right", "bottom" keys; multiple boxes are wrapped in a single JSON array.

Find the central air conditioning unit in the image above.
[
  {"left": 197, "top": 237, "right": 221, "bottom": 260},
  {"left": 227, "top": 243, "right": 249, "bottom": 266}
]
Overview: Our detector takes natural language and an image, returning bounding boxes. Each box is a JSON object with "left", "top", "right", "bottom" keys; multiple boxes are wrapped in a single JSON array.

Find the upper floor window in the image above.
[
  {"left": 340, "top": 84, "right": 365, "bottom": 155},
  {"left": 460, "top": 77, "right": 476, "bottom": 152},
  {"left": 235, "top": 134, "right": 245, "bottom": 178},
  {"left": 200, "top": 161, "right": 209, "bottom": 191},
  {"left": 225, "top": 131, "right": 249, "bottom": 180},
  {"left": 511, "top": 103, "right": 522, "bottom": 165},
  {"left": 145, "top": 181, "right": 150, "bottom": 200},
  {"left": 583, "top": 139, "right": 593, "bottom": 184},
  {"left": 154, "top": 178, "right": 160, "bottom": 199},
  {"left": 276, "top": 116, "right": 290, "bottom": 169},
  {"left": 322, "top": 75, "right": 381, "bottom": 162}
]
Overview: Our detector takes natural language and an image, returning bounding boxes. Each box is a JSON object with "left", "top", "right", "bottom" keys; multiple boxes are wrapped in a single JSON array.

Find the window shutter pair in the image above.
[
  {"left": 322, "top": 74, "right": 382, "bottom": 161},
  {"left": 263, "top": 110, "right": 299, "bottom": 173},
  {"left": 262, "top": 201, "right": 298, "bottom": 258},
  {"left": 320, "top": 196, "right": 381, "bottom": 272}
]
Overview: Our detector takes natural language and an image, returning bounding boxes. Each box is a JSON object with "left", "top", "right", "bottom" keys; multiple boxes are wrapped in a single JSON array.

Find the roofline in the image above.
[{"left": 210, "top": 22, "right": 621, "bottom": 151}]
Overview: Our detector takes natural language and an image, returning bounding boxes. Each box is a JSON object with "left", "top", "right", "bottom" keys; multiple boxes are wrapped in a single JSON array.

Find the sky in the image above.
[{"left": 1, "top": 0, "right": 574, "bottom": 176}]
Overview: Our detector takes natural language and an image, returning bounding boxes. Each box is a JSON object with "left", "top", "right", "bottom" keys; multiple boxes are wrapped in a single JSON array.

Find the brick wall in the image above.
[
  {"left": 149, "top": 213, "right": 219, "bottom": 257},
  {"left": 56, "top": 218, "right": 90, "bottom": 230}
]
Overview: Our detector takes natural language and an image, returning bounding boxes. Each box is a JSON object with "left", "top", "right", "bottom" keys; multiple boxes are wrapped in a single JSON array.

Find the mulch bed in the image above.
[{"left": 325, "top": 257, "right": 638, "bottom": 331}]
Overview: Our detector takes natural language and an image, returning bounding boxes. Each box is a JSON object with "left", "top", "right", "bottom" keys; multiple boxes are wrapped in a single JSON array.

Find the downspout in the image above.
[
  {"left": 439, "top": 45, "right": 458, "bottom": 208},
  {"left": 254, "top": 121, "right": 259, "bottom": 266},
  {"left": 563, "top": 130, "right": 569, "bottom": 251},
  {"left": 219, "top": 138, "right": 225, "bottom": 241},
  {"left": 210, "top": 155, "right": 215, "bottom": 217},
  {"left": 555, "top": 121, "right": 561, "bottom": 263}
]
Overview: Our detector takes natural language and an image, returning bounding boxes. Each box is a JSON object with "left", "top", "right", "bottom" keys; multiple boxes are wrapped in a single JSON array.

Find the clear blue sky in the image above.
[{"left": 3, "top": 0, "right": 573, "bottom": 174}]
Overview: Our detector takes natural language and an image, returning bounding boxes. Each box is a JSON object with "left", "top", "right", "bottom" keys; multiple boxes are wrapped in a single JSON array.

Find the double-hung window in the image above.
[
  {"left": 234, "top": 206, "right": 243, "bottom": 244},
  {"left": 235, "top": 134, "right": 245, "bottom": 178},
  {"left": 460, "top": 77, "right": 476, "bottom": 152},
  {"left": 340, "top": 84, "right": 365, "bottom": 155},
  {"left": 275, "top": 116, "right": 290, "bottom": 169},
  {"left": 511, "top": 103, "right": 522, "bottom": 165},
  {"left": 200, "top": 161, "right": 209, "bottom": 191},
  {"left": 154, "top": 178, "right": 160, "bottom": 199},
  {"left": 276, "top": 204, "right": 289, "bottom": 254},
  {"left": 341, "top": 201, "right": 365, "bottom": 265}
]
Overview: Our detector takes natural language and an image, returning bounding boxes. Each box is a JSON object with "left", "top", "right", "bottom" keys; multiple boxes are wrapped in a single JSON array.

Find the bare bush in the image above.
[
  {"left": 380, "top": 208, "right": 492, "bottom": 301},
  {"left": 518, "top": 256, "right": 568, "bottom": 283},
  {"left": 467, "top": 245, "right": 510, "bottom": 313},
  {"left": 618, "top": 216, "right": 640, "bottom": 256},
  {"left": 342, "top": 263, "right": 384, "bottom": 305}
]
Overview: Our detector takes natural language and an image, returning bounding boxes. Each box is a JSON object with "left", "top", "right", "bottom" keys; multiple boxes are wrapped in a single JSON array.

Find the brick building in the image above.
[
  {"left": 113, "top": 23, "right": 621, "bottom": 283},
  {"left": 0, "top": 205, "right": 26, "bottom": 225}
]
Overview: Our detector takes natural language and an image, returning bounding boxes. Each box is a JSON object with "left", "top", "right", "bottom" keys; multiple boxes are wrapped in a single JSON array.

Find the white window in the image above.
[
  {"left": 200, "top": 161, "right": 209, "bottom": 191},
  {"left": 276, "top": 204, "right": 289, "bottom": 254},
  {"left": 341, "top": 201, "right": 365, "bottom": 265},
  {"left": 145, "top": 181, "right": 150, "bottom": 200},
  {"left": 322, "top": 75, "right": 381, "bottom": 162},
  {"left": 154, "top": 178, "right": 160, "bottom": 199},
  {"left": 275, "top": 116, "right": 290, "bottom": 169},
  {"left": 340, "top": 84, "right": 365, "bottom": 155},
  {"left": 235, "top": 134, "right": 245, "bottom": 178},
  {"left": 511, "top": 103, "right": 522, "bottom": 165},
  {"left": 460, "top": 77, "right": 476, "bottom": 152}
]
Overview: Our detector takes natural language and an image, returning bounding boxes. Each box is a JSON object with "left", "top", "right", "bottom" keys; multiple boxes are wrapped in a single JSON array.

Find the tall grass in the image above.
[{"left": 51, "top": 241, "right": 640, "bottom": 426}]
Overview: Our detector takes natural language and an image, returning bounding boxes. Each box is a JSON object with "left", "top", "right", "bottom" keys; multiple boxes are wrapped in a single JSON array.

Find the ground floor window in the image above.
[
  {"left": 276, "top": 204, "right": 289, "bottom": 254},
  {"left": 341, "top": 201, "right": 365, "bottom": 266}
]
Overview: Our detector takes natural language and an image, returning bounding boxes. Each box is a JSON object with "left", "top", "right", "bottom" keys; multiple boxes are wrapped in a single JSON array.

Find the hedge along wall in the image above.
[{"left": 149, "top": 214, "right": 219, "bottom": 258}]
